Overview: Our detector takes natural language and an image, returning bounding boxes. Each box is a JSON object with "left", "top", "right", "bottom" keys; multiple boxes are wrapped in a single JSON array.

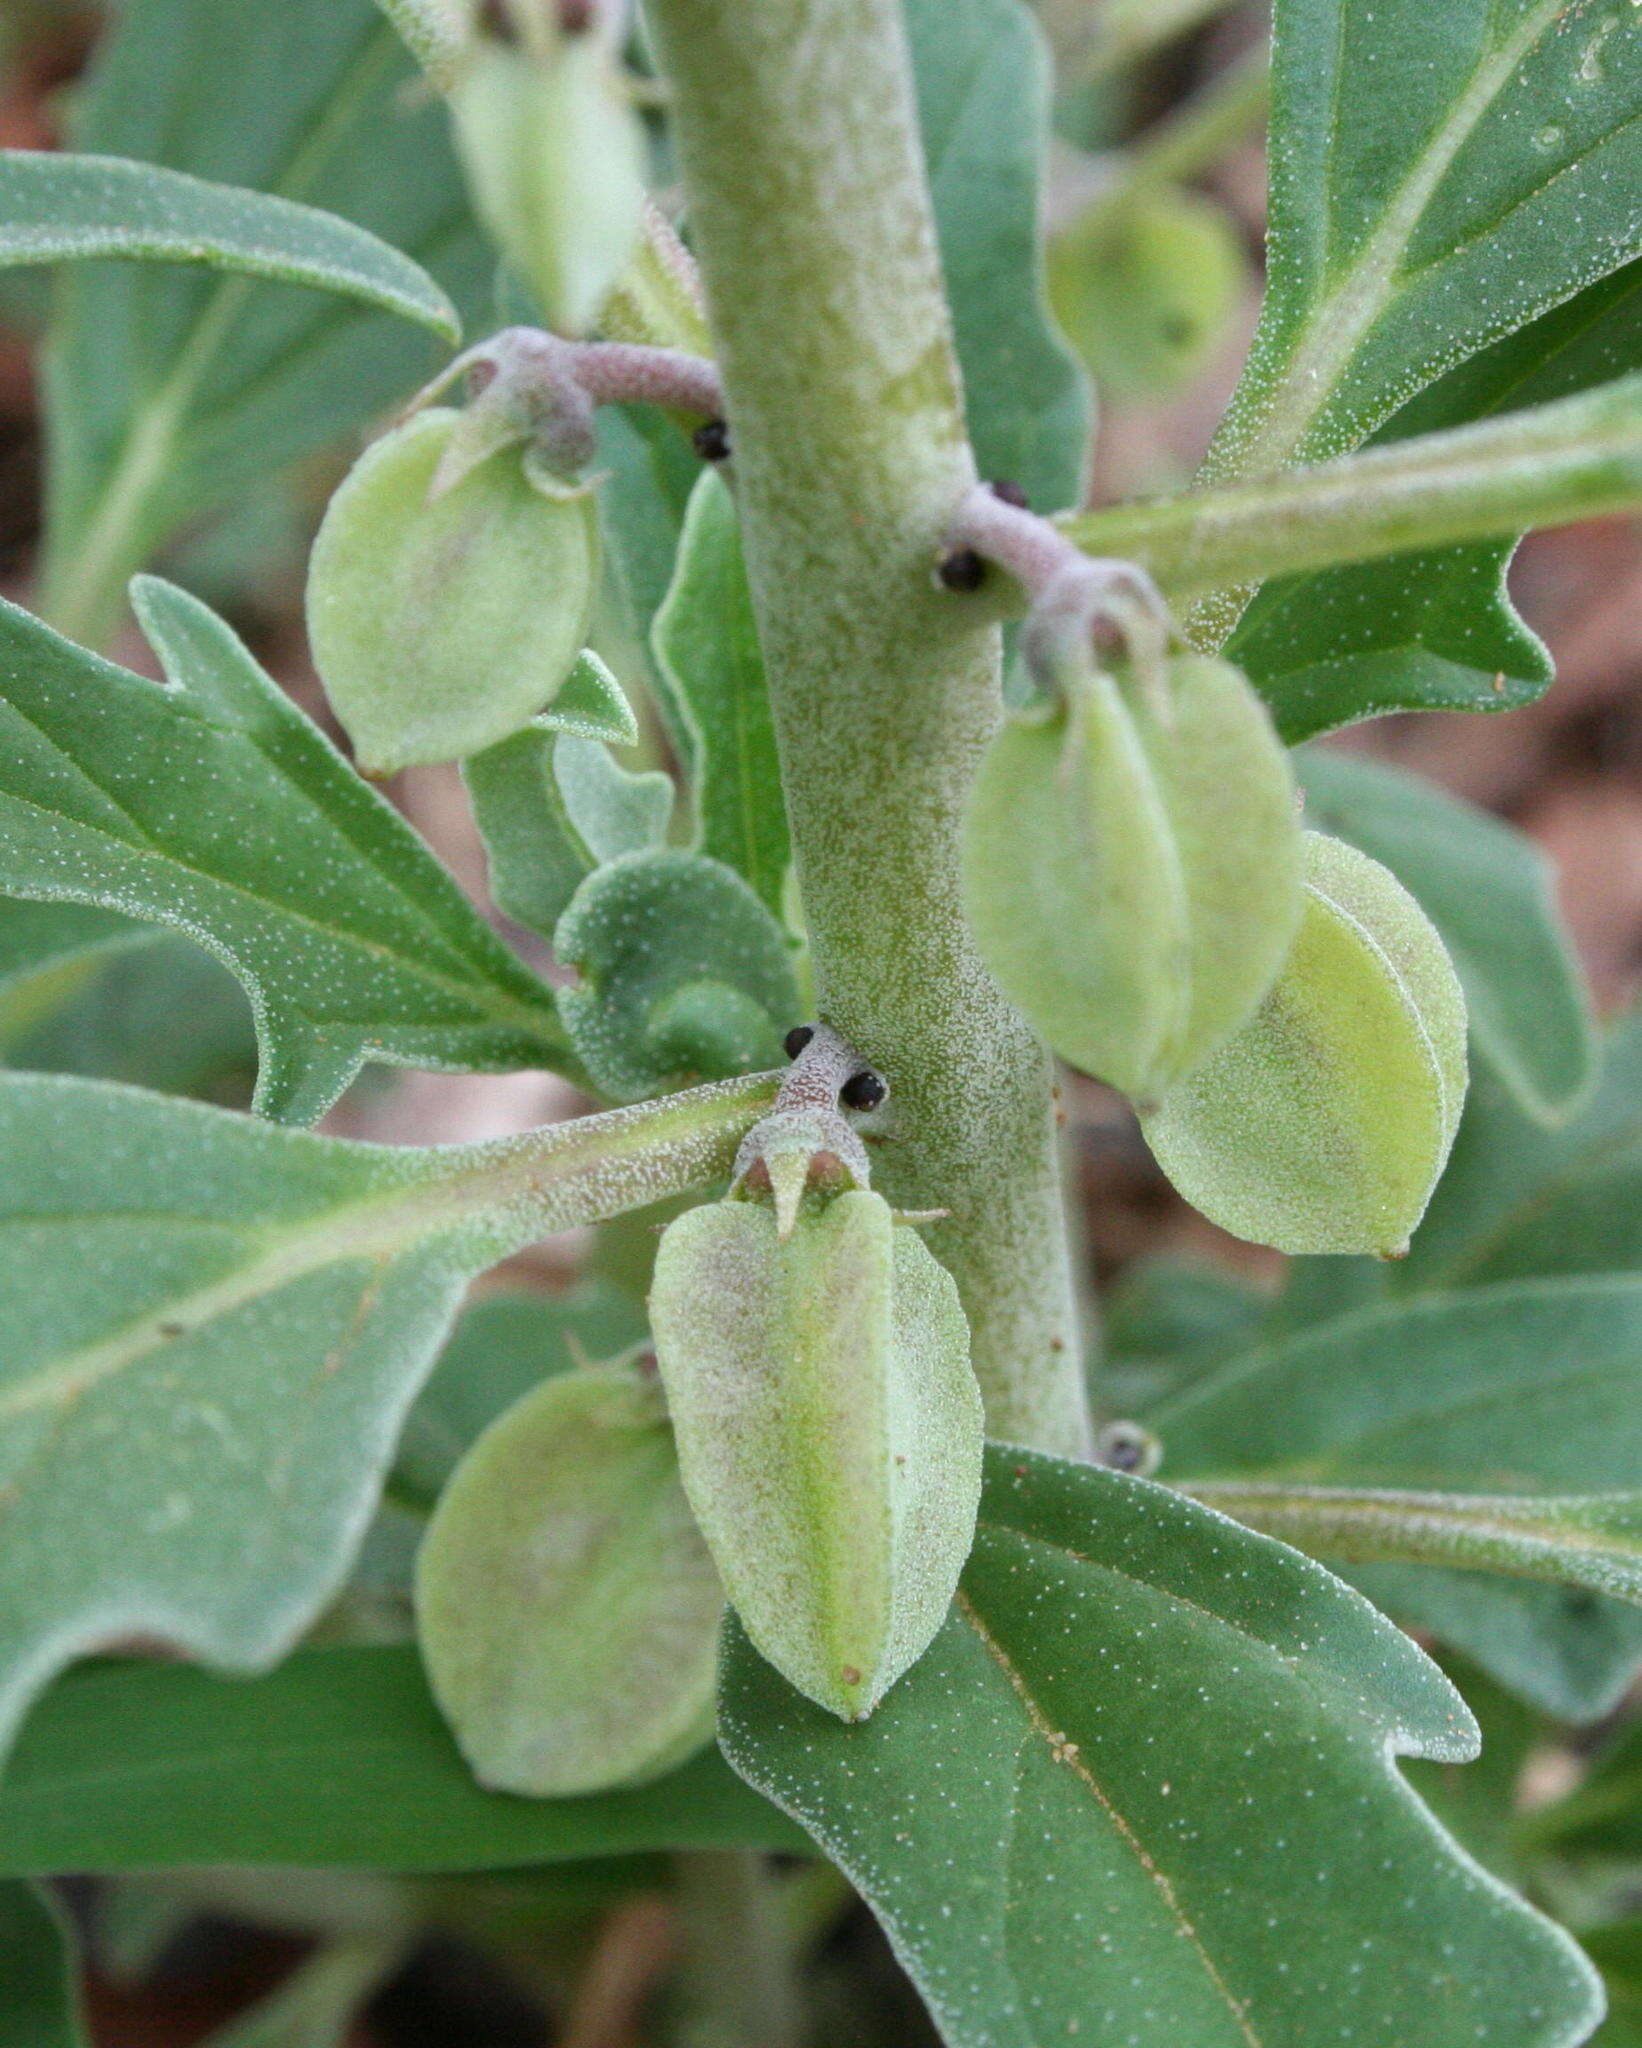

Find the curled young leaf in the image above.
[
  {"left": 306, "top": 407, "right": 598, "bottom": 773},
  {"left": 963, "top": 650, "right": 1301, "bottom": 1103},
  {"left": 649, "top": 1190, "right": 982, "bottom": 1722},
  {"left": 555, "top": 850, "right": 800, "bottom": 1101},
  {"left": 416, "top": 1358, "right": 723, "bottom": 1798},
  {"left": 1144, "top": 831, "right": 1468, "bottom": 1256}
]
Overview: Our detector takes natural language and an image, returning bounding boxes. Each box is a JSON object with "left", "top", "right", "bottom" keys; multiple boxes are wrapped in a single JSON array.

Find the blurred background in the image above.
[{"left": 0, "top": 0, "right": 1637, "bottom": 2040}]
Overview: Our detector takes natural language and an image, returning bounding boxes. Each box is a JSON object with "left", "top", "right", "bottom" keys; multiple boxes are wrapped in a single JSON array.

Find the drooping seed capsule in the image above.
[
  {"left": 962, "top": 648, "right": 1302, "bottom": 1103},
  {"left": 450, "top": 32, "right": 646, "bottom": 336},
  {"left": 416, "top": 1357, "right": 722, "bottom": 1797},
  {"left": 1141, "top": 831, "right": 1468, "bottom": 1256},
  {"left": 649, "top": 1188, "right": 982, "bottom": 1722},
  {"left": 306, "top": 406, "right": 598, "bottom": 773}
]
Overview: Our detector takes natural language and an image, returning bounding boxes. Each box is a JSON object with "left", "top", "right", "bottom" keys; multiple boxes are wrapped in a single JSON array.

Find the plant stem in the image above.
[
  {"left": 643, "top": 0, "right": 1091, "bottom": 1457},
  {"left": 672, "top": 1851, "right": 800, "bottom": 2048},
  {"left": 1054, "top": 374, "right": 1642, "bottom": 605}
]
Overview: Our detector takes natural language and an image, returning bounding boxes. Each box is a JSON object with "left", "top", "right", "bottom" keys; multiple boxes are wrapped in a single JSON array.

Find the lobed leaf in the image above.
[
  {"left": 721, "top": 1448, "right": 1599, "bottom": 2048},
  {"left": 0, "top": 579, "right": 573, "bottom": 1122},
  {"left": 0, "top": 151, "right": 457, "bottom": 335},
  {"left": 0, "top": 1066, "right": 775, "bottom": 1766},
  {"left": 0, "top": 1645, "right": 803, "bottom": 1874}
]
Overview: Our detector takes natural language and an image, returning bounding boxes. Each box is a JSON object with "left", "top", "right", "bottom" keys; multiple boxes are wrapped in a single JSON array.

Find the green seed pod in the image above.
[
  {"left": 1142, "top": 831, "right": 1468, "bottom": 1256},
  {"left": 556, "top": 849, "right": 801, "bottom": 1100},
  {"left": 962, "top": 650, "right": 1301, "bottom": 1102},
  {"left": 306, "top": 407, "right": 598, "bottom": 773},
  {"left": 1048, "top": 186, "right": 1250, "bottom": 400},
  {"left": 450, "top": 36, "right": 646, "bottom": 336},
  {"left": 649, "top": 1189, "right": 982, "bottom": 1722},
  {"left": 415, "top": 1357, "right": 722, "bottom": 1797}
]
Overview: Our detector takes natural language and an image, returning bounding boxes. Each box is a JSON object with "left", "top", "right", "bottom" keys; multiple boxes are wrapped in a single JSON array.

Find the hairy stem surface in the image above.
[{"left": 643, "top": 0, "right": 1090, "bottom": 1456}]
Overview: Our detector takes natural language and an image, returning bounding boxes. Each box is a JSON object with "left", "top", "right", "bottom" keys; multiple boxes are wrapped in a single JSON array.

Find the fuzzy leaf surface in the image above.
[
  {"left": 721, "top": 1449, "right": 1598, "bottom": 2048},
  {"left": 0, "top": 1065, "right": 774, "bottom": 1767},
  {"left": 0, "top": 151, "right": 456, "bottom": 336},
  {"left": 0, "top": 1646, "right": 803, "bottom": 1873},
  {"left": 0, "top": 580, "right": 571, "bottom": 1122}
]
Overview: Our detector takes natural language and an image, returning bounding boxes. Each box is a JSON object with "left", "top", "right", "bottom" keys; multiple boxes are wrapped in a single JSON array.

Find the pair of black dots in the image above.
[{"left": 783, "top": 1025, "right": 887, "bottom": 1112}]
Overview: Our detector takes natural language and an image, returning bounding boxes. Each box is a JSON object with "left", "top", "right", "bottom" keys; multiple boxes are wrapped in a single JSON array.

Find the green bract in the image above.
[
  {"left": 1143, "top": 831, "right": 1468, "bottom": 1257},
  {"left": 450, "top": 36, "right": 646, "bottom": 336},
  {"left": 649, "top": 1189, "right": 983, "bottom": 1721},
  {"left": 305, "top": 406, "right": 598, "bottom": 774},
  {"left": 962, "top": 650, "right": 1301, "bottom": 1103},
  {"left": 555, "top": 849, "right": 801, "bottom": 1101},
  {"left": 415, "top": 1357, "right": 722, "bottom": 1797}
]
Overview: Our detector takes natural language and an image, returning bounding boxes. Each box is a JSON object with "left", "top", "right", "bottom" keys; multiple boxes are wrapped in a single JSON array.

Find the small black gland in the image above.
[
  {"left": 987, "top": 478, "right": 1030, "bottom": 508},
  {"left": 840, "top": 1069, "right": 887, "bottom": 1112},
  {"left": 937, "top": 547, "right": 986, "bottom": 593},
  {"left": 783, "top": 1024, "right": 816, "bottom": 1059},
  {"left": 1094, "top": 1420, "right": 1161, "bottom": 1477},
  {"left": 693, "top": 419, "right": 732, "bottom": 462}
]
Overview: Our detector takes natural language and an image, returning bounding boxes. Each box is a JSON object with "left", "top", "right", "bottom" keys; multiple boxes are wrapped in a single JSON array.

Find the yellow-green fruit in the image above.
[
  {"left": 1048, "top": 187, "right": 1249, "bottom": 400},
  {"left": 415, "top": 1359, "right": 722, "bottom": 1797},
  {"left": 1142, "top": 831, "right": 1468, "bottom": 1256},
  {"left": 962, "top": 652, "right": 1302, "bottom": 1103},
  {"left": 306, "top": 407, "right": 597, "bottom": 773},
  {"left": 451, "top": 38, "right": 646, "bottom": 336},
  {"left": 649, "top": 1190, "right": 982, "bottom": 1722}
]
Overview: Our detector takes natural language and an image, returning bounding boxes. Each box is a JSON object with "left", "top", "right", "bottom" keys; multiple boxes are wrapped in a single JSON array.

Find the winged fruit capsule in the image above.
[
  {"left": 1142, "top": 831, "right": 1468, "bottom": 1256},
  {"left": 649, "top": 1028, "right": 983, "bottom": 1721},
  {"left": 962, "top": 643, "right": 1301, "bottom": 1104},
  {"left": 416, "top": 1355, "right": 722, "bottom": 1796},
  {"left": 306, "top": 405, "right": 598, "bottom": 774}
]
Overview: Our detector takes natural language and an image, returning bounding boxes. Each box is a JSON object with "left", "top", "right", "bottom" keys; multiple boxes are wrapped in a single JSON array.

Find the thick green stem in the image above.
[
  {"left": 643, "top": 0, "right": 1090, "bottom": 1457},
  {"left": 1057, "top": 374, "right": 1642, "bottom": 602}
]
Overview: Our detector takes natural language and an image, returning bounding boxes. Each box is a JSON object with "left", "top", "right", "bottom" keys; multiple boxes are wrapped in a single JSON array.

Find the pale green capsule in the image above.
[
  {"left": 1142, "top": 831, "right": 1468, "bottom": 1256},
  {"left": 649, "top": 1190, "right": 982, "bottom": 1722},
  {"left": 451, "top": 37, "right": 646, "bottom": 336},
  {"left": 962, "top": 651, "right": 1301, "bottom": 1103},
  {"left": 415, "top": 1358, "right": 722, "bottom": 1797},
  {"left": 306, "top": 407, "right": 598, "bottom": 773}
]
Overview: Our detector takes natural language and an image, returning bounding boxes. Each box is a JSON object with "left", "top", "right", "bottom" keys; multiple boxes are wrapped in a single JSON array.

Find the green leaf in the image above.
[
  {"left": 0, "top": 1644, "right": 804, "bottom": 1874},
  {"left": 4, "top": 933, "right": 257, "bottom": 1106},
  {"left": 721, "top": 1448, "right": 1598, "bottom": 2048},
  {"left": 1182, "top": 1484, "right": 1642, "bottom": 1605},
  {"left": 0, "top": 578, "right": 573, "bottom": 1123},
  {"left": 541, "top": 650, "right": 641, "bottom": 747},
  {"left": 652, "top": 470, "right": 789, "bottom": 914},
  {"left": 556, "top": 850, "right": 800, "bottom": 1101},
  {"left": 1298, "top": 750, "right": 1596, "bottom": 1122},
  {"left": 1206, "top": 0, "right": 1642, "bottom": 486},
  {"left": 1402, "top": 1655, "right": 1542, "bottom": 1884},
  {"left": 0, "top": 151, "right": 456, "bottom": 336},
  {"left": 0, "top": 1064, "right": 776, "bottom": 1763},
  {"left": 1399, "top": 1014, "right": 1642, "bottom": 1291},
  {"left": 903, "top": 0, "right": 1089, "bottom": 513},
  {"left": 0, "top": 1883, "right": 85, "bottom": 2047},
  {"left": 37, "top": 0, "right": 490, "bottom": 645},
  {"left": 393, "top": 1283, "right": 647, "bottom": 1504},
  {"left": 1099, "top": 1255, "right": 1268, "bottom": 1414},
  {"left": 1152, "top": 1276, "right": 1642, "bottom": 1719},
  {"left": 466, "top": 728, "right": 674, "bottom": 944},
  {"left": 0, "top": 900, "right": 147, "bottom": 1051},
  {"left": 1582, "top": 1924, "right": 1642, "bottom": 2048},
  {"left": 1528, "top": 1716, "right": 1642, "bottom": 1863},
  {"left": 1225, "top": 243, "right": 1642, "bottom": 738}
]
